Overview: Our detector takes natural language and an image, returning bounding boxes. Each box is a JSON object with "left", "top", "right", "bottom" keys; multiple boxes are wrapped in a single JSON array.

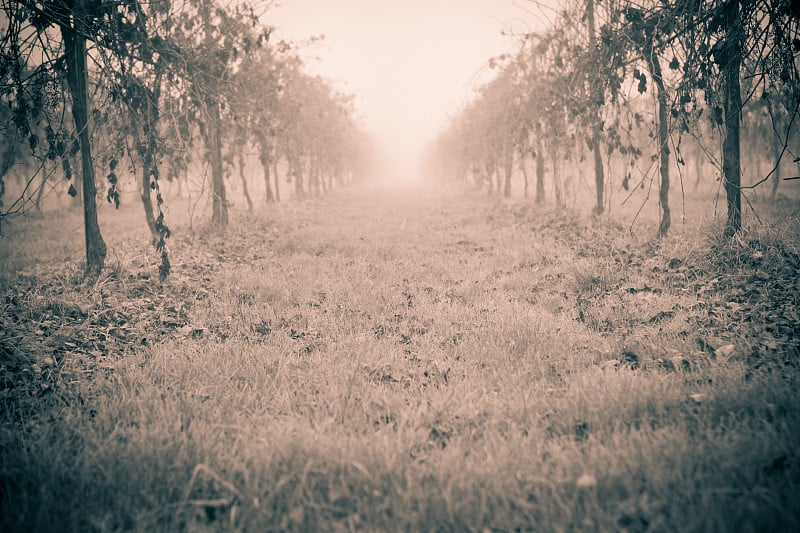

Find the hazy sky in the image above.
[{"left": 267, "top": 0, "right": 553, "bottom": 176}]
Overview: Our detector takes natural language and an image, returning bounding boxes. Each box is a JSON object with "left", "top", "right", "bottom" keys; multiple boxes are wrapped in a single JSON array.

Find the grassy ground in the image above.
[{"left": 1, "top": 182, "right": 799, "bottom": 532}]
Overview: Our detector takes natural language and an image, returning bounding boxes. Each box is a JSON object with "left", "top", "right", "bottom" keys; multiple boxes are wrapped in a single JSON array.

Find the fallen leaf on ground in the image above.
[
  {"left": 689, "top": 393, "right": 706, "bottom": 404},
  {"left": 715, "top": 344, "right": 736, "bottom": 360},
  {"left": 177, "top": 325, "right": 194, "bottom": 337}
]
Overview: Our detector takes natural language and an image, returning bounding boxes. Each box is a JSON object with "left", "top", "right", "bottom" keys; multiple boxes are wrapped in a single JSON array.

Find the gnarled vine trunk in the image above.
[
  {"left": 535, "top": 139, "right": 545, "bottom": 203},
  {"left": 720, "top": 0, "right": 743, "bottom": 237},
  {"left": 551, "top": 147, "right": 564, "bottom": 209},
  {"left": 644, "top": 42, "right": 671, "bottom": 237},
  {"left": 587, "top": 0, "right": 605, "bottom": 215},
  {"left": 205, "top": 100, "right": 228, "bottom": 226},
  {"left": 519, "top": 150, "right": 529, "bottom": 199},
  {"left": 502, "top": 141, "right": 513, "bottom": 198},
  {"left": 238, "top": 153, "right": 253, "bottom": 212},
  {"left": 63, "top": 13, "right": 106, "bottom": 276},
  {"left": 291, "top": 152, "right": 304, "bottom": 197},
  {"left": 260, "top": 148, "right": 275, "bottom": 203},
  {"left": 272, "top": 155, "right": 280, "bottom": 202},
  {"left": 140, "top": 69, "right": 163, "bottom": 242}
]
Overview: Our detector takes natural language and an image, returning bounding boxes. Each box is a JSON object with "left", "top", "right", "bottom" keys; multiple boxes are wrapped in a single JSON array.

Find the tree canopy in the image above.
[
  {"left": 433, "top": 0, "right": 800, "bottom": 237},
  {"left": 1, "top": 0, "right": 372, "bottom": 278}
]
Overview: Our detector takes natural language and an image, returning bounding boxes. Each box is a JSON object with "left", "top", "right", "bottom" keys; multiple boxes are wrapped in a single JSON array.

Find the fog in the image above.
[{"left": 268, "top": 0, "right": 553, "bottom": 184}]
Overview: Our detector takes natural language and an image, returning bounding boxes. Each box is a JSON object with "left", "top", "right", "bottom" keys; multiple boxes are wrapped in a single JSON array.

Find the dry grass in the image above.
[{"left": 1, "top": 182, "right": 799, "bottom": 532}]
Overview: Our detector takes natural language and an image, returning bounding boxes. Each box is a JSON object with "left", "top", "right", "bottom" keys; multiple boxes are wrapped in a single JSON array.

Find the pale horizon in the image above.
[{"left": 267, "top": 0, "right": 553, "bottom": 181}]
